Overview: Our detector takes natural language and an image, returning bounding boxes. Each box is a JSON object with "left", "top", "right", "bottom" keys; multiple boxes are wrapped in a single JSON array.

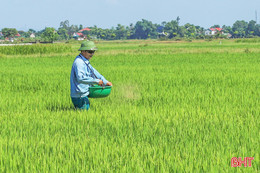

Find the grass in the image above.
[
  {"left": 0, "top": 40, "right": 259, "bottom": 172},
  {"left": 0, "top": 43, "right": 73, "bottom": 55},
  {"left": 235, "top": 38, "right": 260, "bottom": 43}
]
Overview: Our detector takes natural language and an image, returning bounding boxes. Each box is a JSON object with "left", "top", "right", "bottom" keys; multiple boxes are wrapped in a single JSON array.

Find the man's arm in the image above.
[{"left": 92, "top": 66, "right": 109, "bottom": 85}]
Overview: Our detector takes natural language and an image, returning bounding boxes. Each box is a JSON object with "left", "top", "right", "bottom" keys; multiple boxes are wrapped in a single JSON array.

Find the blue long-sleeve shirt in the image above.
[{"left": 70, "top": 54, "right": 108, "bottom": 98}]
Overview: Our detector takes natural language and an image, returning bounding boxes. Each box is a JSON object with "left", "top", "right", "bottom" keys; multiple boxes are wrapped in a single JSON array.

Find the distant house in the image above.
[
  {"left": 205, "top": 27, "right": 223, "bottom": 36},
  {"left": 157, "top": 26, "right": 169, "bottom": 38},
  {"left": 79, "top": 27, "right": 91, "bottom": 32},
  {"left": 30, "top": 33, "right": 36, "bottom": 38},
  {"left": 73, "top": 32, "right": 85, "bottom": 40},
  {"left": 1, "top": 32, "right": 21, "bottom": 37},
  {"left": 5, "top": 37, "right": 14, "bottom": 42},
  {"left": 15, "top": 33, "right": 21, "bottom": 37},
  {"left": 1, "top": 32, "right": 20, "bottom": 42},
  {"left": 226, "top": 33, "right": 232, "bottom": 38},
  {"left": 73, "top": 28, "right": 91, "bottom": 40},
  {"left": 158, "top": 31, "right": 169, "bottom": 38}
]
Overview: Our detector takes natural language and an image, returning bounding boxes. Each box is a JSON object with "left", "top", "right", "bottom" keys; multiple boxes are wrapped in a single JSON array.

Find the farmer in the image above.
[{"left": 70, "top": 41, "right": 112, "bottom": 110}]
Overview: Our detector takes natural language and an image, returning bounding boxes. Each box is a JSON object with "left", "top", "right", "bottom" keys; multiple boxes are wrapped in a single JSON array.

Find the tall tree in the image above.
[
  {"left": 134, "top": 19, "right": 157, "bottom": 39},
  {"left": 59, "top": 20, "right": 79, "bottom": 39},
  {"left": 164, "top": 20, "right": 179, "bottom": 38},
  {"left": 116, "top": 24, "right": 127, "bottom": 39},
  {"left": 1, "top": 28, "right": 18, "bottom": 40},
  {"left": 161, "top": 21, "right": 167, "bottom": 27},
  {"left": 28, "top": 29, "right": 36, "bottom": 33},
  {"left": 184, "top": 23, "right": 196, "bottom": 38},
  {"left": 247, "top": 20, "right": 256, "bottom": 36},
  {"left": 232, "top": 20, "right": 248, "bottom": 38},
  {"left": 57, "top": 28, "right": 69, "bottom": 40},
  {"left": 79, "top": 24, "right": 83, "bottom": 30},
  {"left": 210, "top": 24, "right": 220, "bottom": 28},
  {"left": 222, "top": 25, "right": 232, "bottom": 34},
  {"left": 18, "top": 30, "right": 27, "bottom": 37},
  {"left": 68, "top": 25, "right": 78, "bottom": 38},
  {"left": 254, "top": 24, "right": 260, "bottom": 36},
  {"left": 128, "top": 23, "right": 135, "bottom": 39},
  {"left": 60, "top": 20, "right": 70, "bottom": 30},
  {"left": 41, "top": 27, "right": 59, "bottom": 42}
]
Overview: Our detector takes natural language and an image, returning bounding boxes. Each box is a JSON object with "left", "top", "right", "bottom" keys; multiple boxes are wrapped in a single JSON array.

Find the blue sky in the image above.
[{"left": 0, "top": 0, "right": 259, "bottom": 31}]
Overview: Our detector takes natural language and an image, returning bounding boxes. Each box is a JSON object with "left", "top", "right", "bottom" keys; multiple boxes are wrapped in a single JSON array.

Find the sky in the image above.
[{"left": 0, "top": 0, "right": 260, "bottom": 31}]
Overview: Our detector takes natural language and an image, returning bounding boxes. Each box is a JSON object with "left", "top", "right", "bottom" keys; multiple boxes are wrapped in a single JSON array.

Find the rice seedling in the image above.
[
  {"left": 0, "top": 44, "right": 73, "bottom": 55},
  {"left": 0, "top": 40, "right": 259, "bottom": 172}
]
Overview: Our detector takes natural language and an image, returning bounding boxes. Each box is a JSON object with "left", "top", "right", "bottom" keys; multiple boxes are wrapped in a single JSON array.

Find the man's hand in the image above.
[
  {"left": 106, "top": 82, "right": 113, "bottom": 86},
  {"left": 98, "top": 80, "right": 103, "bottom": 86}
]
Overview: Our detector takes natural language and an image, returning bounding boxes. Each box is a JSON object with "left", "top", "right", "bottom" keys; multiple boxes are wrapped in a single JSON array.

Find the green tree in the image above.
[
  {"left": 68, "top": 25, "right": 78, "bottom": 39},
  {"left": 163, "top": 17, "right": 181, "bottom": 38},
  {"left": 210, "top": 24, "right": 220, "bottom": 28},
  {"left": 115, "top": 24, "right": 127, "bottom": 39},
  {"left": 161, "top": 21, "right": 167, "bottom": 27},
  {"left": 111, "top": 33, "right": 116, "bottom": 39},
  {"left": 134, "top": 19, "right": 157, "bottom": 39},
  {"left": 232, "top": 20, "right": 248, "bottom": 38},
  {"left": 184, "top": 23, "right": 196, "bottom": 38},
  {"left": 164, "top": 20, "right": 179, "bottom": 38},
  {"left": 1, "top": 28, "right": 18, "bottom": 40},
  {"left": 106, "top": 28, "right": 116, "bottom": 40},
  {"left": 57, "top": 28, "right": 69, "bottom": 40},
  {"left": 247, "top": 20, "right": 256, "bottom": 36},
  {"left": 29, "top": 29, "right": 36, "bottom": 33},
  {"left": 59, "top": 20, "right": 79, "bottom": 39},
  {"left": 222, "top": 25, "right": 232, "bottom": 34},
  {"left": 25, "top": 29, "right": 36, "bottom": 38},
  {"left": 18, "top": 30, "right": 29, "bottom": 38},
  {"left": 79, "top": 24, "right": 83, "bottom": 30},
  {"left": 60, "top": 20, "right": 70, "bottom": 30},
  {"left": 194, "top": 26, "right": 205, "bottom": 39},
  {"left": 178, "top": 26, "right": 186, "bottom": 37},
  {"left": 127, "top": 23, "right": 135, "bottom": 39},
  {"left": 254, "top": 24, "right": 260, "bottom": 36},
  {"left": 82, "top": 30, "right": 91, "bottom": 39},
  {"left": 176, "top": 16, "right": 180, "bottom": 33},
  {"left": 41, "top": 27, "right": 59, "bottom": 42},
  {"left": 233, "top": 31, "right": 239, "bottom": 38}
]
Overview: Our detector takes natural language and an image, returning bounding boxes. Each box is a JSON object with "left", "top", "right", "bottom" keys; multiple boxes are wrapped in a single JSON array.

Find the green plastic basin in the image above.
[{"left": 88, "top": 86, "right": 112, "bottom": 98}]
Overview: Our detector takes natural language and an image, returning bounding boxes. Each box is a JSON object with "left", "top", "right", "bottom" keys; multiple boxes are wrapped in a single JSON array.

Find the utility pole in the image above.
[{"left": 256, "top": 10, "right": 258, "bottom": 24}]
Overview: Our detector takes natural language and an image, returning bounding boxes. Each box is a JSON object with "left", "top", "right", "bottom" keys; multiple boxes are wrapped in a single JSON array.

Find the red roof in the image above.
[
  {"left": 79, "top": 27, "right": 91, "bottom": 32},
  {"left": 210, "top": 28, "right": 222, "bottom": 31},
  {"left": 77, "top": 33, "right": 83, "bottom": 36},
  {"left": 16, "top": 33, "right": 21, "bottom": 37},
  {"left": 215, "top": 27, "right": 222, "bottom": 31}
]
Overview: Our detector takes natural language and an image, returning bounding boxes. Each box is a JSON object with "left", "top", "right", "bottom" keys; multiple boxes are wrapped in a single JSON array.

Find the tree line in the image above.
[{"left": 1, "top": 18, "right": 260, "bottom": 42}]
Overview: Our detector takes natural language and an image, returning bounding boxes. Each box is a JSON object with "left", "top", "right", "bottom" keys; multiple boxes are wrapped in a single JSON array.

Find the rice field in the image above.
[{"left": 0, "top": 40, "right": 259, "bottom": 172}]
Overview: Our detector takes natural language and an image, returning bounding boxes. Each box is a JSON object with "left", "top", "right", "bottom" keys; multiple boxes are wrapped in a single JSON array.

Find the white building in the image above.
[
  {"left": 205, "top": 28, "right": 223, "bottom": 36},
  {"left": 30, "top": 33, "right": 35, "bottom": 38}
]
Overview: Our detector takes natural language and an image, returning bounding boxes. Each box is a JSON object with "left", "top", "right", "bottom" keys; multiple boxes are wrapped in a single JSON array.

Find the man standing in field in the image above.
[{"left": 70, "top": 41, "right": 112, "bottom": 110}]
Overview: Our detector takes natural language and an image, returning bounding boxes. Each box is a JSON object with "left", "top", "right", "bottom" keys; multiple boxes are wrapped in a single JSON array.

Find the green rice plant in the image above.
[
  {"left": 235, "top": 38, "right": 260, "bottom": 43},
  {"left": 0, "top": 40, "right": 259, "bottom": 172},
  {"left": 0, "top": 44, "right": 73, "bottom": 55}
]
